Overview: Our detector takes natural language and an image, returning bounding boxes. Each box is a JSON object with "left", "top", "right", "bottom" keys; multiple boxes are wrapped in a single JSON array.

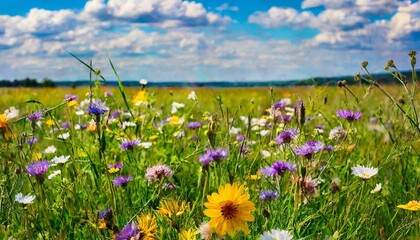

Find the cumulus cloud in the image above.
[
  {"left": 302, "top": 0, "right": 400, "bottom": 16},
  {"left": 248, "top": 7, "right": 316, "bottom": 29},
  {"left": 216, "top": 3, "right": 239, "bottom": 12}
]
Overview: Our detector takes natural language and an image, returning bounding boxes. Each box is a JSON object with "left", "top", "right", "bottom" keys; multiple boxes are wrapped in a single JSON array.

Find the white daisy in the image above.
[
  {"left": 48, "top": 170, "right": 62, "bottom": 180},
  {"left": 44, "top": 145, "right": 57, "bottom": 154},
  {"left": 51, "top": 155, "right": 70, "bottom": 166},
  {"left": 259, "top": 229, "right": 293, "bottom": 240},
  {"left": 187, "top": 91, "right": 197, "bottom": 101},
  {"left": 229, "top": 127, "right": 241, "bottom": 135},
  {"left": 351, "top": 165, "right": 378, "bottom": 179},
  {"left": 138, "top": 142, "right": 152, "bottom": 149},
  {"left": 371, "top": 183, "right": 382, "bottom": 193},
  {"left": 15, "top": 193, "right": 35, "bottom": 204},
  {"left": 139, "top": 79, "right": 148, "bottom": 85},
  {"left": 171, "top": 102, "right": 185, "bottom": 114},
  {"left": 57, "top": 132, "right": 70, "bottom": 140}
]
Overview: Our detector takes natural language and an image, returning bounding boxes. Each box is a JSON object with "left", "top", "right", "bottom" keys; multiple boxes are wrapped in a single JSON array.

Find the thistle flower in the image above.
[
  {"left": 299, "top": 177, "right": 319, "bottom": 197},
  {"left": 295, "top": 140, "right": 324, "bottom": 159},
  {"left": 87, "top": 100, "right": 109, "bottom": 116},
  {"left": 351, "top": 165, "right": 378, "bottom": 179},
  {"left": 120, "top": 139, "right": 140, "bottom": 151},
  {"left": 15, "top": 193, "right": 36, "bottom": 204},
  {"left": 113, "top": 175, "right": 133, "bottom": 187},
  {"left": 115, "top": 222, "right": 138, "bottom": 240},
  {"left": 26, "top": 111, "right": 43, "bottom": 122},
  {"left": 337, "top": 110, "right": 362, "bottom": 122},
  {"left": 145, "top": 164, "right": 173, "bottom": 182},
  {"left": 26, "top": 160, "right": 50, "bottom": 182},
  {"left": 274, "top": 128, "right": 298, "bottom": 145},
  {"left": 259, "top": 229, "right": 293, "bottom": 240},
  {"left": 261, "top": 161, "right": 296, "bottom": 177},
  {"left": 186, "top": 121, "right": 202, "bottom": 130},
  {"left": 259, "top": 190, "right": 279, "bottom": 201}
]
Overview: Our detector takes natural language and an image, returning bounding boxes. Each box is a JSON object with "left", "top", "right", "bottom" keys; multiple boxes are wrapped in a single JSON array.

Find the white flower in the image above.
[
  {"left": 44, "top": 145, "right": 57, "bottom": 154},
  {"left": 261, "top": 150, "right": 271, "bottom": 158},
  {"left": 139, "top": 79, "right": 148, "bottom": 85},
  {"left": 57, "top": 132, "right": 70, "bottom": 139},
  {"left": 4, "top": 106, "right": 19, "bottom": 120},
  {"left": 48, "top": 170, "right": 62, "bottom": 180},
  {"left": 74, "top": 124, "right": 81, "bottom": 130},
  {"left": 240, "top": 116, "right": 248, "bottom": 124},
  {"left": 199, "top": 222, "right": 214, "bottom": 240},
  {"left": 229, "top": 127, "right": 241, "bottom": 135},
  {"left": 259, "top": 229, "right": 293, "bottom": 240},
  {"left": 187, "top": 91, "right": 197, "bottom": 101},
  {"left": 51, "top": 155, "right": 70, "bottom": 166},
  {"left": 139, "top": 142, "right": 152, "bottom": 149},
  {"left": 329, "top": 126, "right": 347, "bottom": 141},
  {"left": 171, "top": 102, "right": 185, "bottom": 114},
  {"left": 351, "top": 165, "right": 378, "bottom": 179},
  {"left": 15, "top": 193, "right": 35, "bottom": 204},
  {"left": 122, "top": 121, "right": 136, "bottom": 129},
  {"left": 259, "top": 130, "right": 270, "bottom": 136},
  {"left": 75, "top": 110, "right": 85, "bottom": 116},
  {"left": 371, "top": 183, "right": 382, "bottom": 193}
]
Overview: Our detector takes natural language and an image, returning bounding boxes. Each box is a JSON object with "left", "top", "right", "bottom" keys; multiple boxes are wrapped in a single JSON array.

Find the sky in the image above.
[{"left": 0, "top": 0, "right": 419, "bottom": 82}]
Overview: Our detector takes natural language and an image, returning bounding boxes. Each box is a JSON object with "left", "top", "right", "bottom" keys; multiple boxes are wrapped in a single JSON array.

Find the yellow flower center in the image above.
[{"left": 221, "top": 201, "right": 239, "bottom": 220}]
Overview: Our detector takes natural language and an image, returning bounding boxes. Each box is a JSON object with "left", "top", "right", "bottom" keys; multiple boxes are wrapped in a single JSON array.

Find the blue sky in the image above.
[{"left": 0, "top": 0, "right": 419, "bottom": 82}]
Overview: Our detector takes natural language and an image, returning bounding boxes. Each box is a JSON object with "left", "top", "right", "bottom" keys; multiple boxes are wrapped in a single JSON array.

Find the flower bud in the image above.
[{"left": 361, "top": 61, "right": 368, "bottom": 68}]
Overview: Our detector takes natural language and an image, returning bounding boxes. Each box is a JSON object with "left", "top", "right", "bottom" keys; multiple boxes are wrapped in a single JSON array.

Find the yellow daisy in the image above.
[
  {"left": 178, "top": 228, "right": 197, "bottom": 240},
  {"left": 157, "top": 199, "right": 188, "bottom": 218},
  {"left": 203, "top": 183, "right": 255, "bottom": 237},
  {"left": 397, "top": 200, "right": 420, "bottom": 211},
  {"left": 137, "top": 214, "right": 157, "bottom": 240}
]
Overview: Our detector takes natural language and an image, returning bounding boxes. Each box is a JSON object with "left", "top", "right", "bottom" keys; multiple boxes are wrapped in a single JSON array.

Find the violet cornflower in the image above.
[
  {"left": 26, "top": 111, "right": 43, "bottom": 122},
  {"left": 87, "top": 100, "right": 109, "bottom": 116},
  {"left": 336, "top": 110, "right": 362, "bottom": 122},
  {"left": 26, "top": 137, "right": 39, "bottom": 145},
  {"left": 115, "top": 222, "right": 138, "bottom": 240},
  {"left": 64, "top": 94, "right": 78, "bottom": 101},
  {"left": 295, "top": 140, "right": 324, "bottom": 159},
  {"left": 281, "top": 115, "right": 292, "bottom": 123},
  {"left": 186, "top": 122, "right": 202, "bottom": 130},
  {"left": 61, "top": 121, "right": 71, "bottom": 129},
  {"left": 259, "top": 190, "right": 279, "bottom": 201},
  {"left": 275, "top": 128, "right": 298, "bottom": 145},
  {"left": 112, "top": 175, "right": 133, "bottom": 187},
  {"left": 26, "top": 160, "right": 50, "bottom": 182},
  {"left": 145, "top": 164, "right": 173, "bottom": 182},
  {"left": 272, "top": 99, "right": 289, "bottom": 109},
  {"left": 110, "top": 110, "right": 121, "bottom": 119},
  {"left": 261, "top": 161, "right": 296, "bottom": 177},
  {"left": 236, "top": 134, "right": 245, "bottom": 141},
  {"left": 120, "top": 139, "right": 140, "bottom": 151}
]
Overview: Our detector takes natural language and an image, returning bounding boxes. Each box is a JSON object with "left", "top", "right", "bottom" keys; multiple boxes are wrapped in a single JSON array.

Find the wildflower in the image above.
[
  {"left": 26, "top": 160, "right": 50, "bottom": 182},
  {"left": 179, "top": 229, "right": 197, "bottom": 240},
  {"left": 0, "top": 106, "right": 19, "bottom": 130},
  {"left": 61, "top": 121, "right": 70, "bottom": 129},
  {"left": 272, "top": 99, "right": 290, "bottom": 109},
  {"left": 113, "top": 175, "right": 133, "bottom": 187},
  {"left": 47, "top": 170, "right": 61, "bottom": 180},
  {"left": 261, "top": 161, "right": 296, "bottom": 177},
  {"left": 50, "top": 155, "right": 70, "bottom": 166},
  {"left": 229, "top": 127, "right": 241, "bottom": 135},
  {"left": 199, "top": 148, "right": 229, "bottom": 167},
  {"left": 104, "top": 91, "right": 113, "bottom": 97},
  {"left": 299, "top": 177, "right": 319, "bottom": 197},
  {"left": 157, "top": 199, "right": 188, "bottom": 218},
  {"left": 236, "top": 134, "right": 245, "bottom": 141},
  {"left": 261, "top": 150, "right": 271, "bottom": 158},
  {"left": 44, "top": 145, "right": 57, "bottom": 154},
  {"left": 87, "top": 100, "right": 109, "bottom": 116},
  {"left": 199, "top": 222, "right": 214, "bottom": 240},
  {"left": 397, "top": 200, "right": 420, "bottom": 211},
  {"left": 186, "top": 121, "right": 202, "bottom": 130},
  {"left": 139, "top": 79, "right": 148, "bottom": 85},
  {"left": 138, "top": 142, "right": 152, "bottom": 149},
  {"left": 26, "top": 111, "right": 43, "bottom": 122},
  {"left": 204, "top": 183, "right": 255, "bottom": 237},
  {"left": 15, "top": 193, "right": 36, "bottom": 204},
  {"left": 145, "top": 164, "right": 173, "bottom": 182},
  {"left": 108, "top": 162, "right": 123, "bottom": 173},
  {"left": 314, "top": 125, "right": 324, "bottom": 133},
  {"left": 337, "top": 109, "right": 362, "bottom": 122},
  {"left": 259, "top": 190, "right": 279, "bottom": 201},
  {"left": 259, "top": 229, "right": 293, "bottom": 240},
  {"left": 120, "top": 139, "right": 140, "bottom": 151},
  {"left": 110, "top": 110, "right": 121, "bottom": 119},
  {"left": 295, "top": 140, "right": 324, "bottom": 159},
  {"left": 164, "top": 182, "right": 177, "bottom": 189},
  {"left": 26, "top": 136, "right": 39, "bottom": 145},
  {"left": 329, "top": 126, "right": 347, "bottom": 142},
  {"left": 57, "top": 132, "right": 70, "bottom": 139},
  {"left": 371, "top": 183, "right": 382, "bottom": 194},
  {"left": 86, "top": 119, "right": 96, "bottom": 132},
  {"left": 65, "top": 94, "right": 78, "bottom": 101},
  {"left": 274, "top": 128, "right": 298, "bottom": 145},
  {"left": 98, "top": 208, "right": 113, "bottom": 229},
  {"left": 115, "top": 222, "right": 138, "bottom": 240},
  {"left": 351, "top": 165, "right": 378, "bottom": 179},
  {"left": 136, "top": 214, "right": 157, "bottom": 239},
  {"left": 171, "top": 102, "right": 185, "bottom": 114},
  {"left": 133, "top": 91, "right": 148, "bottom": 106},
  {"left": 188, "top": 91, "right": 197, "bottom": 101}
]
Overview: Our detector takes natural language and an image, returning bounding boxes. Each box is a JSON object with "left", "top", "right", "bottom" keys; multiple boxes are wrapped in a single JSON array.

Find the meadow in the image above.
[{"left": 0, "top": 57, "right": 419, "bottom": 240}]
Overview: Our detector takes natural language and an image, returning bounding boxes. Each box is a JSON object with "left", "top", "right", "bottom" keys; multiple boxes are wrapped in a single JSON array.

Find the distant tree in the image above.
[{"left": 41, "top": 78, "right": 56, "bottom": 87}]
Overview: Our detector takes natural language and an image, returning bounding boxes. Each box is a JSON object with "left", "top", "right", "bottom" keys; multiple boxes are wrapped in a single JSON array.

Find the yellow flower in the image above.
[
  {"left": 87, "top": 119, "right": 96, "bottom": 132},
  {"left": 45, "top": 119, "right": 55, "bottom": 126},
  {"left": 157, "top": 199, "right": 188, "bottom": 219},
  {"left": 204, "top": 183, "right": 255, "bottom": 237},
  {"left": 133, "top": 91, "right": 148, "bottom": 105},
  {"left": 178, "top": 228, "right": 197, "bottom": 240},
  {"left": 149, "top": 135, "right": 158, "bottom": 140},
  {"left": 397, "top": 200, "right": 420, "bottom": 211},
  {"left": 168, "top": 116, "right": 180, "bottom": 125},
  {"left": 137, "top": 214, "right": 157, "bottom": 240},
  {"left": 67, "top": 100, "right": 78, "bottom": 107},
  {"left": 98, "top": 219, "right": 107, "bottom": 229},
  {"left": 108, "top": 168, "right": 120, "bottom": 174},
  {"left": 0, "top": 114, "right": 7, "bottom": 129}
]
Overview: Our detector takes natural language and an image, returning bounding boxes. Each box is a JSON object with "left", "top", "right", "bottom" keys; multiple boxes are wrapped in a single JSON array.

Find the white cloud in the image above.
[
  {"left": 248, "top": 7, "right": 316, "bottom": 29},
  {"left": 216, "top": 3, "right": 239, "bottom": 12}
]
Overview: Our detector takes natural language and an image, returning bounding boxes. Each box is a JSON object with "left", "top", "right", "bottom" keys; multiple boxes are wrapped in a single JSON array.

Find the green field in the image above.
[{"left": 0, "top": 81, "right": 419, "bottom": 239}]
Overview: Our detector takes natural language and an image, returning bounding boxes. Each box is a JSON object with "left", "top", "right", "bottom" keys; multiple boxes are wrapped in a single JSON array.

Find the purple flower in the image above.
[
  {"left": 281, "top": 115, "right": 292, "bottom": 123},
  {"left": 275, "top": 128, "right": 298, "bottom": 145},
  {"left": 324, "top": 145, "right": 334, "bottom": 151},
  {"left": 336, "top": 110, "right": 362, "bottom": 122},
  {"left": 108, "top": 162, "right": 123, "bottom": 170},
  {"left": 259, "top": 190, "right": 279, "bottom": 201},
  {"left": 98, "top": 208, "right": 113, "bottom": 229},
  {"left": 369, "top": 117, "right": 377, "bottom": 124},
  {"left": 240, "top": 145, "right": 250, "bottom": 157},
  {"left": 186, "top": 122, "right": 202, "bottom": 130},
  {"left": 26, "top": 111, "right": 43, "bottom": 122},
  {"left": 199, "top": 152, "right": 214, "bottom": 167},
  {"left": 87, "top": 100, "right": 110, "bottom": 116},
  {"left": 26, "top": 137, "right": 39, "bottom": 145},
  {"left": 120, "top": 139, "right": 140, "bottom": 151},
  {"left": 145, "top": 164, "right": 173, "bottom": 182},
  {"left": 295, "top": 140, "right": 324, "bottom": 159},
  {"left": 104, "top": 91, "right": 113, "bottom": 97},
  {"left": 64, "top": 94, "right": 78, "bottom": 101},
  {"left": 261, "top": 161, "right": 296, "bottom": 177},
  {"left": 164, "top": 182, "right": 177, "bottom": 189},
  {"left": 110, "top": 110, "right": 121, "bottom": 119},
  {"left": 26, "top": 160, "right": 50, "bottom": 182},
  {"left": 299, "top": 177, "right": 319, "bottom": 196},
  {"left": 199, "top": 148, "right": 229, "bottom": 167},
  {"left": 236, "top": 134, "right": 245, "bottom": 141},
  {"left": 98, "top": 208, "right": 113, "bottom": 219},
  {"left": 112, "top": 175, "right": 133, "bottom": 187},
  {"left": 115, "top": 222, "right": 138, "bottom": 240},
  {"left": 61, "top": 121, "right": 70, "bottom": 129},
  {"left": 272, "top": 100, "right": 289, "bottom": 109}
]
